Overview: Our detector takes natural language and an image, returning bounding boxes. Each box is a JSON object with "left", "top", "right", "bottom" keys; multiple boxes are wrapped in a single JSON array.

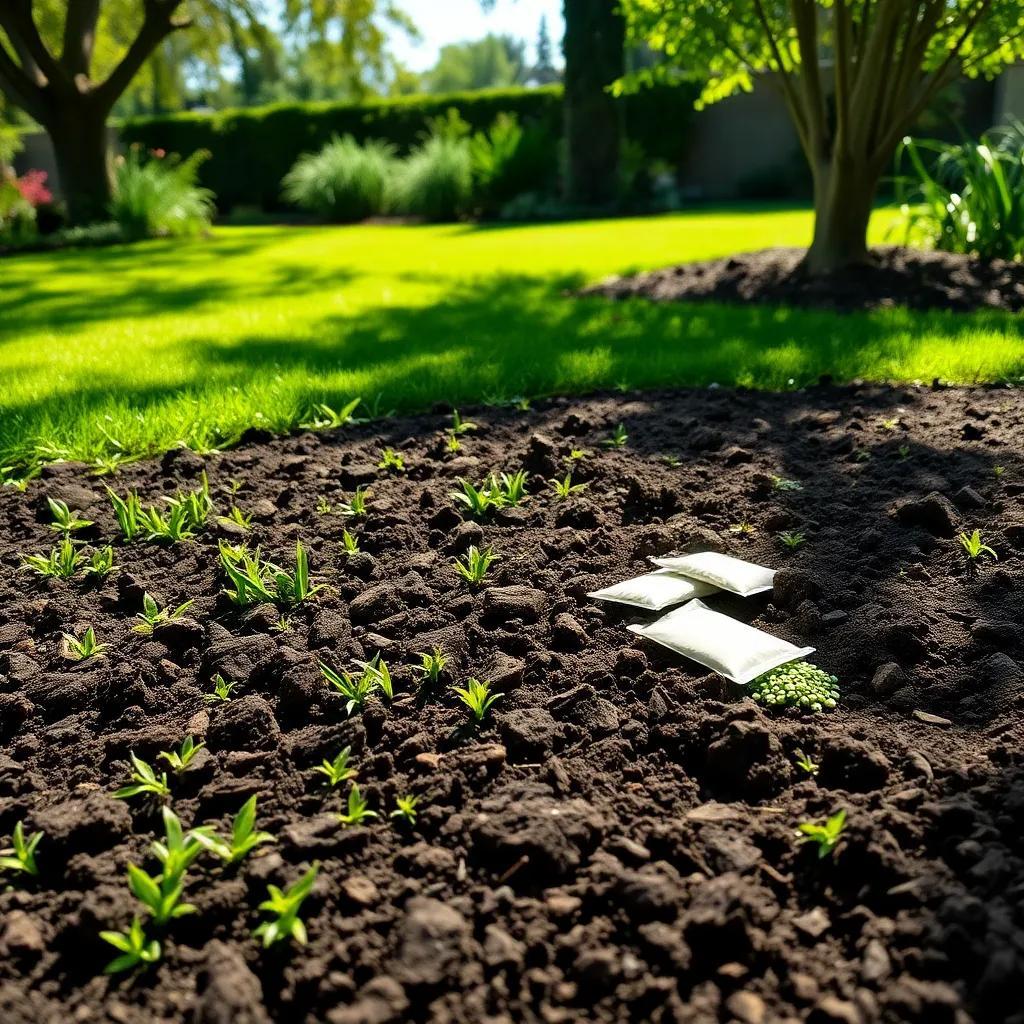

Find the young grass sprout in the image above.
[
  {"left": 205, "top": 674, "right": 237, "bottom": 703},
  {"left": 220, "top": 540, "right": 323, "bottom": 606},
  {"left": 451, "top": 477, "right": 497, "bottom": 518},
  {"left": 337, "top": 784, "right": 378, "bottom": 827},
  {"left": 341, "top": 529, "right": 360, "bottom": 554},
  {"left": 378, "top": 447, "right": 405, "bottom": 473},
  {"left": 254, "top": 863, "right": 319, "bottom": 948},
  {"left": 958, "top": 529, "right": 997, "bottom": 561},
  {"left": 603, "top": 423, "right": 628, "bottom": 448},
  {"left": 338, "top": 486, "right": 369, "bottom": 518},
  {"left": 320, "top": 660, "right": 379, "bottom": 715},
  {"left": 62, "top": 626, "right": 107, "bottom": 661},
  {"left": 779, "top": 529, "right": 807, "bottom": 550},
  {"left": 301, "top": 397, "right": 361, "bottom": 431},
  {"left": 391, "top": 795, "right": 420, "bottom": 825},
  {"left": 314, "top": 746, "right": 357, "bottom": 788},
  {"left": 158, "top": 736, "right": 205, "bottom": 774},
  {"left": 48, "top": 497, "right": 92, "bottom": 534},
  {"left": 23, "top": 536, "right": 81, "bottom": 579},
  {"left": 217, "top": 505, "right": 253, "bottom": 531},
  {"left": 453, "top": 677, "right": 503, "bottom": 724},
  {"left": 454, "top": 544, "right": 498, "bottom": 585},
  {"left": 193, "top": 795, "right": 275, "bottom": 865},
  {"left": 85, "top": 546, "right": 116, "bottom": 580},
  {"left": 796, "top": 808, "right": 847, "bottom": 859},
  {"left": 451, "top": 409, "right": 477, "bottom": 435},
  {"left": 770, "top": 475, "right": 803, "bottom": 492},
  {"left": 114, "top": 753, "right": 171, "bottom": 802},
  {"left": 0, "top": 821, "right": 42, "bottom": 877},
  {"left": 416, "top": 647, "right": 448, "bottom": 687},
  {"left": 100, "top": 918, "right": 160, "bottom": 975},
  {"left": 133, "top": 593, "right": 194, "bottom": 635},
  {"left": 550, "top": 473, "right": 588, "bottom": 499},
  {"left": 794, "top": 750, "right": 820, "bottom": 775}
]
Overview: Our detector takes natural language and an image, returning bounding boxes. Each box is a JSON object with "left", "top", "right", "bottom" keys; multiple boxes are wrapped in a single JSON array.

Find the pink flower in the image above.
[
  {"left": 15, "top": 169, "right": 51, "bottom": 207},
  {"left": 151, "top": 148, "right": 166, "bottom": 159}
]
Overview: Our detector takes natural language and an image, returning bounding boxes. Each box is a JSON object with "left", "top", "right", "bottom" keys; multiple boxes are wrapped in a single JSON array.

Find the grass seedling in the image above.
[
  {"left": 358, "top": 654, "right": 394, "bottom": 700},
  {"left": 779, "top": 529, "right": 807, "bottom": 550},
  {"left": 453, "top": 677, "right": 503, "bottom": 724},
  {"left": 22, "top": 536, "right": 81, "bottom": 579},
  {"left": 217, "top": 505, "right": 253, "bottom": 531},
  {"left": 770, "top": 475, "right": 803, "bottom": 492},
  {"left": 205, "top": 674, "right": 237, "bottom": 703},
  {"left": 134, "top": 593, "right": 195, "bottom": 635},
  {"left": 127, "top": 807, "right": 204, "bottom": 925},
  {"left": 338, "top": 486, "right": 368, "bottom": 518},
  {"left": 100, "top": 918, "right": 160, "bottom": 975},
  {"left": 494, "top": 470, "right": 528, "bottom": 506},
  {"left": 451, "top": 478, "right": 496, "bottom": 518},
  {"left": 192, "top": 795, "right": 275, "bottom": 866},
  {"left": 661, "top": 454, "right": 682, "bottom": 467},
  {"left": 47, "top": 497, "right": 92, "bottom": 534},
  {"left": 316, "top": 495, "right": 333, "bottom": 515},
  {"left": 454, "top": 544, "right": 498, "bottom": 585},
  {"left": 378, "top": 447, "right": 405, "bottom": 472},
  {"left": 272, "top": 615, "right": 292, "bottom": 633},
  {"left": 114, "top": 753, "right": 171, "bottom": 802},
  {"left": 898, "top": 445, "right": 911, "bottom": 459},
  {"left": 451, "top": 409, "right": 477, "bottom": 435},
  {"left": 254, "top": 863, "right": 319, "bottom": 948},
  {"left": 391, "top": 795, "right": 420, "bottom": 825},
  {"left": 0, "top": 821, "right": 42, "bottom": 877},
  {"left": 794, "top": 750, "right": 820, "bottom": 775},
  {"left": 958, "top": 529, "right": 997, "bottom": 561},
  {"left": 62, "top": 626, "right": 107, "bottom": 661},
  {"left": 446, "top": 433, "right": 461, "bottom": 453},
  {"left": 796, "top": 808, "right": 847, "bottom": 859},
  {"left": 220, "top": 541, "right": 323, "bottom": 606},
  {"left": 565, "top": 448, "right": 588, "bottom": 463},
  {"left": 158, "top": 736, "right": 205, "bottom": 774},
  {"left": 337, "top": 783, "right": 378, "bottom": 827},
  {"left": 137, "top": 501, "right": 196, "bottom": 542},
  {"left": 85, "top": 546, "right": 116, "bottom": 580},
  {"left": 108, "top": 488, "right": 144, "bottom": 540},
  {"left": 320, "top": 660, "right": 378, "bottom": 715},
  {"left": 314, "top": 746, "right": 356, "bottom": 788},
  {"left": 729, "top": 521, "right": 756, "bottom": 535},
  {"left": 602, "top": 423, "right": 628, "bottom": 448},
  {"left": 341, "top": 529, "right": 360, "bottom": 554},
  {"left": 993, "top": 465, "right": 1005, "bottom": 479},
  {"left": 880, "top": 417, "right": 900, "bottom": 431},
  {"left": 301, "top": 397, "right": 361, "bottom": 430},
  {"left": 416, "top": 647, "right": 448, "bottom": 687}
]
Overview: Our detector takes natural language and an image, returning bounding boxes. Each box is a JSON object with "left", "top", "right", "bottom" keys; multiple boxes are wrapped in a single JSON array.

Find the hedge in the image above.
[{"left": 121, "top": 84, "right": 696, "bottom": 212}]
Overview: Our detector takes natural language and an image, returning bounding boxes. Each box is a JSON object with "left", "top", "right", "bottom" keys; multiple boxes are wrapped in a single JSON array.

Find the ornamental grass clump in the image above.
[{"left": 750, "top": 662, "right": 839, "bottom": 713}]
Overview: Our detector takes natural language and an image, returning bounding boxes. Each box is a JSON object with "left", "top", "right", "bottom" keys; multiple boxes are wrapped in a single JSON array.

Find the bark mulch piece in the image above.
[
  {"left": 580, "top": 245, "right": 1024, "bottom": 313},
  {"left": 1, "top": 383, "right": 1023, "bottom": 1023}
]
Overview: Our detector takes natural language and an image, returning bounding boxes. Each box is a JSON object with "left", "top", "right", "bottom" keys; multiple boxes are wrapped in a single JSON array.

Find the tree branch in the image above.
[
  {"left": 750, "top": 0, "right": 811, "bottom": 153},
  {"left": 92, "top": 1, "right": 190, "bottom": 113},
  {"left": 0, "top": 38, "right": 47, "bottom": 121},
  {"left": 833, "top": 0, "right": 853, "bottom": 154},
  {"left": 0, "top": 0, "right": 68, "bottom": 92},
  {"left": 790, "top": 0, "right": 828, "bottom": 158},
  {"left": 62, "top": 0, "right": 102, "bottom": 80}
]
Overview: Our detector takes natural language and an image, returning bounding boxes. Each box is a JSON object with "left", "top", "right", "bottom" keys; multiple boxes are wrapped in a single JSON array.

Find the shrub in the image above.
[
  {"left": 111, "top": 147, "right": 215, "bottom": 240},
  {"left": 282, "top": 135, "right": 396, "bottom": 221},
  {"left": 394, "top": 132, "right": 474, "bottom": 221},
  {"left": 0, "top": 168, "right": 50, "bottom": 245},
  {"left": 896, "top": 122, "right": 1024, "bottom": 260}
]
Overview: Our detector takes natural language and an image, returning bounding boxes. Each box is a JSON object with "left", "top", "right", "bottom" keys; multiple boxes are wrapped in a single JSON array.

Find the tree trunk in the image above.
[
  {"left": 562, "top": 0, "right": 624, "bottom": 206},
  {"left": 803, "top": 157, "right": 879, "bottom": 274},
  {"left": 48, "top": 110, "right": 113, "bottom": 225}
]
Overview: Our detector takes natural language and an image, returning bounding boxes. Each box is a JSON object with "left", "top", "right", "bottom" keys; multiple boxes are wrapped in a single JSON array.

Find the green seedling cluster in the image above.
[
  {"left": 320, "top": 654, "right": 394, "bottom": 714},
  {"left": 301, "top": 397, "right": 361, "bottom": 431},
  {"left": 778, "top": 529, "right": 806, "bottom": 550},
  {"left": 254, "top": 863, "right": 319, "bottom": 948},
  {"left": 770, "top": 475, "right": 803, "bottom": 492},
  {"left": 451, "top": 471, "right": 529, "bottom": 517},
  {"left": 794, "top": 750, "right": 820, "bottom": 775},
  {"left": 114, "top": 752, "right": 171, "bottom": 802},
  {"left": 337, "top": 784, "right": 378, "bottom": 827},
  {"left": 220, "top": 540, "right": 322, "bottom": 606},
  {"left": 205, "top": 674, "right": 237, "bottom": 703},
  {"left": 23, "top": 536, "right": 82, "bottom": 579},
  {"left": 416, "top": 647, "right": 448, "bottom": 687},
  {"left": 0, "top": 821, "right": 42, "bottom": 877},
  {"left": 62, "top": 626, "right": 107, "bottom": 661},
  {"left": 454, "top": 544, "right": 498, "bottom": 585},
  {"left": 192, "top": 796, "right": 276, "bottom": 865},
  {"left": 958, "top": 529, "right": 997, "bottom": 561},
  {"left": 100, "top": 918, "right": 160, "bottom": 974},
  {"left": 451, "top": 409, "right": 477, "bottom": 435},
  {"left": 315, "top": 746, "right": 357, "bottom": 788},
  {"left": 549, "top": 473, "right": 587, "bottom": 499},
  {"left": 128, "top": 807, "right": 204, "bottom": 925},
  {"left": 338, "top": 486, "right": 369, "bottom": 517},
  {"left": 158, "top": 736, "right": 204, "bottom": 773},
  {"left": 391, "top": 795, "right": 419, "bottom": 825},
  {"left": 217, "top": 505, "right": 253, "bottom": 531},
  {"left": 341, "top": 529, "right": 360, "bottom": 553},
  {"left": 48, "top": 497, "right": 92, "bottom": 534},
  {"left": 452, "top": 677, "right": 503, "bottom": 724},
  {"left": 378, "top": 447, "right": 405, "bottom": 472},
  {"left": 86, "top": 546, "right": 116, "bottom": 579},
  {"left": 750, "top": 661, "right": 839, "bottom": 713},
  {"left": 108, "top": 473, "right": 212, "bottom": 543},
  {"left": 796, "top": 808, "right": 847, "bottom": 859},
  {"left": 134, "top": 593, "right": 194, "bottom": 634},
  {"left": 602, "top": 423, "right": 628, "bottom": 448}
]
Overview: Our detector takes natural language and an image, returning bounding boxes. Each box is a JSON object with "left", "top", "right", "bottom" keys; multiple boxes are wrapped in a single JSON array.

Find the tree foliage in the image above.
[{"left": 423, "top": 35, "right": 528, "bottom": 94}]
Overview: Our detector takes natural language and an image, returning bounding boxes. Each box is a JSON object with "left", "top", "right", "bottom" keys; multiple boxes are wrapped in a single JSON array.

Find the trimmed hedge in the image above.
[{"left": 121, "top": 84, "right": 696, "bottom": 212}]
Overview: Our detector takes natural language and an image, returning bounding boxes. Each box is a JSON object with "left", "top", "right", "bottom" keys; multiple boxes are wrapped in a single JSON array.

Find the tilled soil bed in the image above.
[{"left": 1, "top": 384, "right": 1023, "bottom": 1024}]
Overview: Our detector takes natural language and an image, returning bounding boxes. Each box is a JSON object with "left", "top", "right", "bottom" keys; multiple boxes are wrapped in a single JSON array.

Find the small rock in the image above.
[
  {"left": 483, "top": 586, "right": 547, "bottom": 622},
  {"left": 500, "top": 707, "right": 559, "bottom": 760},
  {"left": 871, "top": 662, "right": 906, "bottom": 697},
  {"left": 0, "top": 911, "right": 45, "bottom": 960},
  {"left": 392, "top": 897, "right": 474, "bottom": 987},
  {"left": 342, "top": 875, "right": 379, "bottom": 907},
  {"left": 793, "top": 907, "right": 831, "bottom": 939},
  {"left": 207, "top": 695, "right": 280, "bottom": 752},
  {"left": 483, "top": 924, "right": 525, "bottom": 968},
  {"left": 893, "top": 492, "right": 959, "bottom": 538},
  {"left": 552, "top": 612, "right": 587, "bottom": 650},
  {"left": 194, "top": 940, "right": 270, "bottom": 1024},
  {"left": 809, "top": 996, "right": 861, "bottom": 1024},
  {"left": 350, "top": 584, "right": 403, "bottom": 623},
  {"left": 862, "top": 938, "right": 891, "bottom": 983},
  {"left": 726, "top": 991, "right": 767, "bottom": 1024}
]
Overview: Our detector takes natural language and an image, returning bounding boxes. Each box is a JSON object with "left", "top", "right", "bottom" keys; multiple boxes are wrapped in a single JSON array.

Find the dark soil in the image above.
[
  {"left": 581, "top": 246, "right": 1024, "bottom": 313},
  {"left": 1, "top": 383, "right": 1023, "bottom": 1024}
]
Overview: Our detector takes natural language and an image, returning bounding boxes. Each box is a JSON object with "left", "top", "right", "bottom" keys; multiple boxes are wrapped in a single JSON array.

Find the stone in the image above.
[
  {"left": 207, "top": 695, "right": 280, "bottom": 752},
  {"left": 793, "top": 907, "right": 831, "bottom": 939},
  {"left": 392, "top": 897, "right": 473, "bottom": 987},
  {"left": 0, "top": 911, "right": 45, "bottom": 960},
  {"left": 349, "top": 584, "right": 403, "bottom": 623},
  {"left": 483, "top": 586, "right": 547, "bottom": 622},
  {"left": 342, "top": 875, "right": 380, "bottom": 907},
  {"left": 893, "top": 492, "right": 959, "bottom": 537},
  {"left": 726, "top": 991, "right": 767, "bottom": 1024},
  {"left": 483, "top": 924, "right": 526, "bottom": 968},
  {"left": 500, "top": 707, "right": 559, "bottom": 760},
  {"left": 552, "top": 612, "right": 588, "bottom": 650},
  {"left": 862, "top": 939, "right": 891, "bottom": 983},
  {"left": 773, "top": 567, "right": 818, "bottom": 608},
  {"left": 871, "top": 662, "right": 906, "bottom": 697},
  {"left": 808, "top": 996, "right": 861, "bottom": 1024}
]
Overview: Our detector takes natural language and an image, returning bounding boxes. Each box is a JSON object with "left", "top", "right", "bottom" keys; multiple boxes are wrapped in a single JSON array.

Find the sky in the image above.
[{"left": 390, "top": 0, "right": 565, "bottom": 72}]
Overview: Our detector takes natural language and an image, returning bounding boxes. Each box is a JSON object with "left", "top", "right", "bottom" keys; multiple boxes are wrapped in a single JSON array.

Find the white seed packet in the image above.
[
  {"left": 627, "top": 599, "right": 814, "bottom": 684},
  {"left": 650, "top": 551, "right": 776, "bottom": 597},
  {"left": 588, "top": 570, "right": 719, "bottom": 611}
]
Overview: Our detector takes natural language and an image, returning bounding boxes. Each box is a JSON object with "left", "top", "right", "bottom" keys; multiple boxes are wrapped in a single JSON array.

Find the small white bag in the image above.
[
  {"left": 588, "top": 570, "right": 719, "bottom": 611},
  {"left": 651, "top": 551, "right": 775, "bottom": 597},
  {"left": 627, "top": 599, "right": 814, "bottom": 684}
]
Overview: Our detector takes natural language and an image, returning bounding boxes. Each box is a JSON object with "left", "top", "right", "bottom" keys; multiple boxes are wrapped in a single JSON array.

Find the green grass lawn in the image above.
[{"left": 2, "top": 204, "right": 1021, "bottom": 473}]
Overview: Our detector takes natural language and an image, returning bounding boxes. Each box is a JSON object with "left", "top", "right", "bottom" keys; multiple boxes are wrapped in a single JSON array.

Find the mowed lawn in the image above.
[{"left": 2, "top": 205, "right": 1022, "bottom": 468}]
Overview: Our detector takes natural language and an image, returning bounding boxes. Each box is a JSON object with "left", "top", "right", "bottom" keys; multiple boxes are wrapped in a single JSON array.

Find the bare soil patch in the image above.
[
  {"left": 1, "top": 383, "right": 1023, "bottom": 1023},
  {"left": 581, "top": 246, "right": 1024, "bottom": 313}
]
